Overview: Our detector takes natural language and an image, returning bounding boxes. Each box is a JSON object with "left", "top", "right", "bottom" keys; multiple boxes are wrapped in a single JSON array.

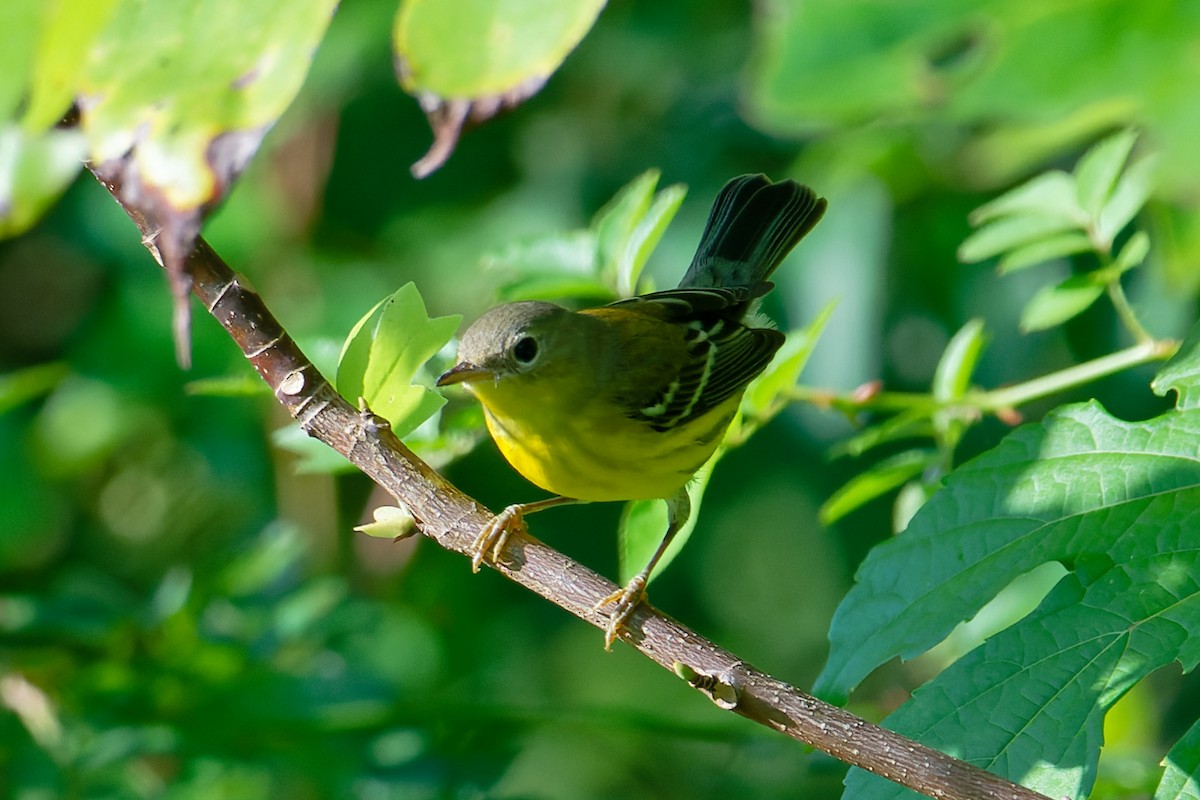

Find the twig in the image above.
[{"left": 89, "top": 164, "right": 1054, "bottom": 800}]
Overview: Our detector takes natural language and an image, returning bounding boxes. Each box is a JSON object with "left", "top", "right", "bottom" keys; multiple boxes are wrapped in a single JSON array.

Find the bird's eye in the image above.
[{"left": 512, "top": 335, "right": 539, "bottom": 365}]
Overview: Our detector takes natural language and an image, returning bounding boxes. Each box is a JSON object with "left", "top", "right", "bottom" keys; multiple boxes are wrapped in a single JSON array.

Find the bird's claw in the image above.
[
  {"left": 595, "top": 575, "right": 648, "bottom": 650},
  {"left": 469, "top": 504, "right": 527, "bottom": 572}
]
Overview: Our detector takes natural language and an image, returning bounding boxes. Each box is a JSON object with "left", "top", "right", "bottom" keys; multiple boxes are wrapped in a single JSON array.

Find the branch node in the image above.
[{"left": 674, "top": 660, "right": 744, "bottom": 709}]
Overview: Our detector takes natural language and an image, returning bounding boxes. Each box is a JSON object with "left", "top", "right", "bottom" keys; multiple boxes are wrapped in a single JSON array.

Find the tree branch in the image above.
[{"left": 89, "top": 164, "right": 1054, "bottom": 800}]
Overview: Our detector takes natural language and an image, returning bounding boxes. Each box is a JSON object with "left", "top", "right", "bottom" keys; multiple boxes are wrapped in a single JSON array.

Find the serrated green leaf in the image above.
[
  {"left": 1075, "top": 128, "right": 1138, "bottom": 222},
  {"left": 828, "top": 396, "right": 1200, "bottom": 795},
  {"left": 819, "top": 450, "right": 934, "bottom": 526},
  {"left": 958, "top": 213, "right": 1082, "bottom": 264},
  {"left": 394, "top": 0, "right": 605, "bottom": 98},
  {"left": 816, "top": 400, "right": 1200, "bottom": 696},
  {"left": 1156, "top": 719, "right": 1200, "bottom": 800},
  {"left": 1019, "top": 273, "right": 1105, "bottom": 332},
  {"left": 617, "top": 182, "right": 686, "bottom": 296},
  {"left": 996, "top": 231, "right": 1094, "bottom": 274},
  {"left": 742, "top": 301, "right": 836, "bottom": 420},
  {"left": 618, "top": 459, "right": 714, "bottom": 586},
  {"left": 1112, "top": 230, "right": 1150, "bottom": 275},
  {"left": 846, "top": 547, "right": 1200, "bottom": 800},
  {"left": 968, "top": 170, "right": 1082, "bottom": 226},
  {"left": 1097, "top": 153, "right": 1158, "bottom": 247},
  {"left": 337, "top": 283, "right": 461, "bottom": 438},
  {"left": 1152, "top": 320, "right": 1200, "bottom": 410}
]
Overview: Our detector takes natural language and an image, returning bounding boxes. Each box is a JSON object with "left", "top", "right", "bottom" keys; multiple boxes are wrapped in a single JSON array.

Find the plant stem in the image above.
[
  {"left": 787, "top": 338, "right": 1177, "bottom": 419},
  {"left": 972, "top": 337, "right": 1175, "bottom": 411},
  {"left": 1107, "top": 278, "right": 1154, "bottom": 343}
]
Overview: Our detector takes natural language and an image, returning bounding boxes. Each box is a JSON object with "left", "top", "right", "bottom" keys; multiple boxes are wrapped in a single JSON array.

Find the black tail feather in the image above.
[{"left": 679, "top": 174, "right": 826, "bottom": 292}]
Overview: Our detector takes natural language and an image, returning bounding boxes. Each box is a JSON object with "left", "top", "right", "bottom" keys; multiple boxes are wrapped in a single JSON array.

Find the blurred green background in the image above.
[{"left": 2, "top": 0, "right": 1198, "bottom": 797}]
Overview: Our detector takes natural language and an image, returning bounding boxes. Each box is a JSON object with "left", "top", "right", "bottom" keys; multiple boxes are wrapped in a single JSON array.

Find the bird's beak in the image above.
[{"left": 437, "top": 361, "right": 491, "bottom": 386}]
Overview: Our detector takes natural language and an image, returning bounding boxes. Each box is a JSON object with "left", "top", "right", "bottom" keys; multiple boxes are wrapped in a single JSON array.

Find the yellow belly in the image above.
[{"left": 479, "top": 389, "right": 737, "bottom": 502}]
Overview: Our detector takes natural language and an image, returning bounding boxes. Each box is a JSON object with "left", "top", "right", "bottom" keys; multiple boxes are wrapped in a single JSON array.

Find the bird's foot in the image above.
[
  {"left": 595, "top": 574, "right": 648, "bottom": 650},
  {"left": 470, "top": 504, "right": 527, "bottom": 572}
]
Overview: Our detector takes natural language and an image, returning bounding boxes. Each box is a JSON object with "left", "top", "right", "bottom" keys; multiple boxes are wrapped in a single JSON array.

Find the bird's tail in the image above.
[{"left": 677, "top": 174, "right": 826, "bottom": 293}]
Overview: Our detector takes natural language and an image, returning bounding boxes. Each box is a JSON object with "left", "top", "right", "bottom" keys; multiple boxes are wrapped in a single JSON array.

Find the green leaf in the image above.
[
  {"left": 185, "top": 372, "right": 271, "bottom": 397},
  {"left": 1111, "top": 230, "right": 1150, "bottom": 275},
  {"left": 616, "top": 182, "right": 686, "bottom": 296},
  {"left": 394, "top": 0, "right": 605, "bottom": 98},
  {"left": 958, "top": 213, "right": 1082, "bottom": 264},
  {"left": 968, "top": 170, "right": 1082, "bottom": 226},
  {"left": 1019, "top": 273, "right": 1105, "bottom": 332},
  {"left": 489, "top": 229, "right": 605, "bottom": 302},
  {"left": 0, "top": 125, "right": 87, "bottom": 239},
  {"left": 618, "top": 459, "right": 714, "bottom": 586},
  {"left": 1152, "top": 319, "right": 1200, "bottom": 410},
  {"left": 594, "top": 170, "right": 661, "bottom": 296},
  {"left": 817, "top": 401, "right": 1200, "bottom": 796},
  {"left": 0, "top": 362, "right": 68, "bottom": 416},
  {"left": 742, "top": 301, "right": 836, "bottom": 421},
  {"left": 337, "top": 283, "right": 461, "bottom": 438},
  {"left": 1075, "top": 128, "right": 1138, "bottom": 222},
  {"left": 1156, "top": 719, "right": 1200, "bottom": 800},
  {"left": 271, "top": 424, "right": 354, "bottom": 474},
  {"left": 1097, "top": 153, "right": 1158, "bottom": 247},
  {"left": 819, "top": 449, "right": 935, "bottom": 526},
  {"left": 830, "top": 409, "right": 938, "bottom": 459},
  {"left": 81, "top": 0, "right": 338, "bottom": 209},
  {"left": 932, "top": 318, "right": 986, "bottom": 449},
  {"left": 996, "top": 231, "right": 1094, "bottom": 274},
  {"left": 933, "top": 319, "right": 985, "bottom": 403}
]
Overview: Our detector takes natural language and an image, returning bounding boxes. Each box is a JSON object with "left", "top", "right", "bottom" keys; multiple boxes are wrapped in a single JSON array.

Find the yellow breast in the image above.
[{"left": 472, "top": 377, "right": 738, "bottom": 502}]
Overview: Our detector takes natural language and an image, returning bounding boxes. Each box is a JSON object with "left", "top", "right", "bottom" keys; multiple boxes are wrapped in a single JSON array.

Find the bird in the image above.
[{"left": 437, "top": 174, "right": 827, "bottom": 648}]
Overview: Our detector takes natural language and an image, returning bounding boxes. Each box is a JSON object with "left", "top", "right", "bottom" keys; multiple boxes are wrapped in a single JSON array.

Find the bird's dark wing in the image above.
[{"left": 629, "top": 315, "right": 783, "bottom": 432}]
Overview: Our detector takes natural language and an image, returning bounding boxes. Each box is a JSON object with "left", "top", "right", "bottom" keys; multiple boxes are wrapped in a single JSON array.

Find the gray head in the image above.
[{"left": 437, "top": 301, "right": 574, "bottom": 386}]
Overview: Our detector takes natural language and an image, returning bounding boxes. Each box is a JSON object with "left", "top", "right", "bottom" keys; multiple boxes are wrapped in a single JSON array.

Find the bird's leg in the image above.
[
  {"left": 470, "top": 496, "right": 579, "bottom": 572},
  {"left": 596, "top": 490, "right": 691, "bottom": 649}
]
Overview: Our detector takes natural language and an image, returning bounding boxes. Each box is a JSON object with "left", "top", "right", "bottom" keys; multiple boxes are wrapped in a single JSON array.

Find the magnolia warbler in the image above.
[{"left": 438, "top": 174, "right": 827, "bottom": 647}]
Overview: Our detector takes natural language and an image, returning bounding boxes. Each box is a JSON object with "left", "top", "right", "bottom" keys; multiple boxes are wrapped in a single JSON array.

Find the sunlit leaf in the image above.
[
  {"left": 337, "top": 283, "right": 461, "bottom": 438},
  {"left": 394, "top": 0, "right": 605, "bottom": 98},
  {"left": 1155, "top": 718, "right": 1200, "bottom": 800},
  {"left": 820, "top": 400, "right": 1200, "bottom": 798},
  {"left": 1152, "top": 319, "right": 1200, "bottom": 411}
]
